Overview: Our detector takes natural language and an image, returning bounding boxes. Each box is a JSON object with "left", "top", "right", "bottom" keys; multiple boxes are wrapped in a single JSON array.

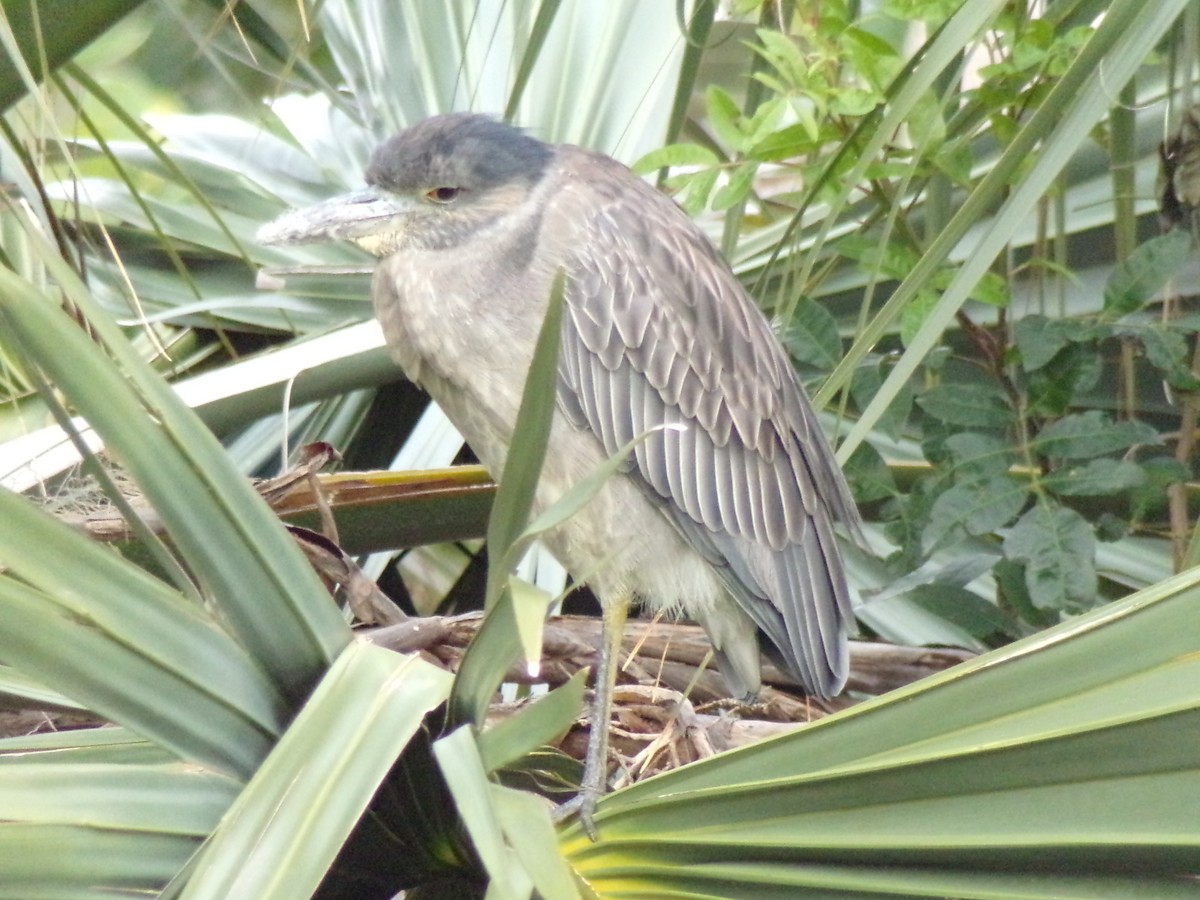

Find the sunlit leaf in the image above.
[{"left": 631, "top": 142, "right": 719, "bottom": 175}]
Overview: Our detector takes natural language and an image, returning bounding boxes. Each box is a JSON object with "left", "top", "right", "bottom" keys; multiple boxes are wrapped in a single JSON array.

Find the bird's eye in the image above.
[{"left": 426, "top": 186, "right": 462, "bottom": 204}]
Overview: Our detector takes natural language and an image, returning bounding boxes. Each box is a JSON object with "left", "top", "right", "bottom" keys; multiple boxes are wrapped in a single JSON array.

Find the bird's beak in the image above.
[{"left": 256, "top": 187, "right": 416, "bottom": 250}]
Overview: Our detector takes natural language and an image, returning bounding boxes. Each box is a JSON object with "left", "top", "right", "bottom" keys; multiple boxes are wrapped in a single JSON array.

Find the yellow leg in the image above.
[{"left": 578, "top": 595, "right": 629, "bottom": 840}]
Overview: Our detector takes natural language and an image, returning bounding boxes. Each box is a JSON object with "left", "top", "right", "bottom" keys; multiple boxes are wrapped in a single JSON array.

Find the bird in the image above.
[{"left": 257, "top": 112, "right": 862, "bottom": 835}]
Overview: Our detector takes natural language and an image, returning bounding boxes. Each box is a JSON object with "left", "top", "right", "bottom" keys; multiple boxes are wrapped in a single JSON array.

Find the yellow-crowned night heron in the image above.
[{"left": 258, "top": 112, "right": 862, "bottom": 834}]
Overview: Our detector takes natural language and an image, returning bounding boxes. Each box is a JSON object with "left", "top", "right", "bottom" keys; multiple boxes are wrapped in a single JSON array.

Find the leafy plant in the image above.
[{"left": 1, "top": 0, "right": 1198, "bottom": 897}]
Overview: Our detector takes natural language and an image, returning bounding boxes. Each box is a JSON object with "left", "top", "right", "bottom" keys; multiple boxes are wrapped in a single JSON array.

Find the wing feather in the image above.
[
  {"left": 694, "top": 423, "right": 722, "bottom": 532},
  {"left": 552, "top": 149, "right": 862, "bottom": 697}
]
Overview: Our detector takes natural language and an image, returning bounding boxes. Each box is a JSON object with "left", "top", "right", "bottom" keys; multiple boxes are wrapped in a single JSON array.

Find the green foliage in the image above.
[
  {"left": 631, "top": 142, "right": 719, "bottom": 175},
  {"left": 683, "top": 0, "right": 1196, "bottom": 639},
  {"left": 843, "top": 148, "right": 1197, "bottom": 616},
  {"left": 879, "top": 295, "right": 1179, "bottom": 617},
  {"left": 650, "top": 4, "right": 900, "bottom": 217},
  {"left": 1103, "top": 230, "right": 1195, "bottom": 318},
  {"left": 783, "top": 296, "right": 843, "bottom": 369},
  {"left": 1004, "top": 504, "right": 1097, "bottom": 611},
  {"left": 917, "top": 382, "right": 1012, "bottom": 428},
  {"left": 566, "top": 564, "right": 1200, "bottom": 894},
  {"left": 849, "top": 361, "right": 913, "bottom": 441},
  {"left": 1033, "top": 411, "right": 1159, "bottom": 460},
  {"left": 643, "top": 0, "right": 1197, "bottom": 760},
  {"left": 2, "top": 0, "right": 1199, "bottom": 896}
]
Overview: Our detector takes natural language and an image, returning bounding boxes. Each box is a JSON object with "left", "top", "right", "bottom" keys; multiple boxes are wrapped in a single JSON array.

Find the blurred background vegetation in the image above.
[{"left": 1, "top": 0, "right": 1199, "bottom": 897}]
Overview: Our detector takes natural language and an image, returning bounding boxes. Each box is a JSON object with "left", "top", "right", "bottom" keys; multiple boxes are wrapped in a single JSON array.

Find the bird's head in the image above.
[{"left": 257, "top": 113, "right": 553, "bottom": 256}]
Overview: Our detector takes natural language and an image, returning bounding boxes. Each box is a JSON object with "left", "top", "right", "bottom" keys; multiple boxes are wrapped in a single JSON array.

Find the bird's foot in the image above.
[{"left": 553, "top": 788, "right": 601, "bottom": 841}]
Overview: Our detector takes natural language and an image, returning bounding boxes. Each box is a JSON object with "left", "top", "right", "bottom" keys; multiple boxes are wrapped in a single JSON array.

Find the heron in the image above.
[{"left": 258, "top": 112, "right": 862, "bottom": 835}]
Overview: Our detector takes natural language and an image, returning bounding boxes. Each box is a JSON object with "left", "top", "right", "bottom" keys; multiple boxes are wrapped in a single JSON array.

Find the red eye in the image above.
[{"left": 426, "top": 186, "right": 462, "bottom": 203}]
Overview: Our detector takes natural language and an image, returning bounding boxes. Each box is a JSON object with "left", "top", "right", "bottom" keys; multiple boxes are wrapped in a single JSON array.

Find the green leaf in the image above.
[
  {"left": 705, "top": 84, "right": 744, "bottom": 152},
  {"left": 842, "top": 27, "right": 900, "bottom": 90},
  {"left": 992, "top": 557, "right": 1058, "bottom": 629},
  {"left": 180, "top": 642, "right": 453, "bottom": 900},
  {"left": 0, "top": 574, "right": 275, "bottom": 780},
  {"left": 784, "top": 297, "right": 843, "bottom": 369},
  {"left": 883, "top": 0, "right": 962, "bottom": 22},
  {"left": 920, "top": 417, "right": 954, "bottom": 465},
  {"left": 1095, "top": 512, "right": 1130, "bottom": 543},
  {"left": 631, "top": 143, "right": 719, "bottom": 176},
  {"left": 898, "top": 288, "right": 940, "bottom": 346},
  {"left": 1003, "top": 504, "right": 1096, "bottom": 610},
  {"left": 493, "top": 785, "right": 581, "bottom": 900},
  {"left": 754, "top": 28, "right": 808, "bottom": 86},
  {"left": 830, "top": 86, "right": 880, "bottom": 117},
  {"left": 0, "top": 663, "right": 81, "bottom": 714},
  {"left": 712, "top": 161, "right": 758, "bottom": 211},
  {"left": 883, "top": 481, "right": 936, "bottom": 571},
  {"left": 479, "top": 670, "right": 587, "bottom": 774},
  {"left": 747, "top": 123, "right": 818, "bottom": 161},
  {"left": 1012, "top": 314, "right": 1097, "bottom": 371},
  {"left": 1042, "top": 458, "right": 1148, "bottom": 497},
  {"left": 933, "top": 139, "right": 973, "bottom": 183},
  {"left": 829, "top": 0, "right": 1190, "bottom": 462},
  {"left": 566, "top": 566, "right": 1200, "bottom": 890},
  {"left": 1136, "top": 323, "right": 1188, "bottom": 371},
  {"left": 836, "top": 233, "right": 920, "bottom": 280},
  {"left": 1032, "top": 411, "right": 1160, "bottom": 460},
  {"left": 0, "top": 826, "right": 197, "bottom": 897},
  {"left": 1136, "top": 325, "right": 1200, "bottom": 390},
  {"left": 451, "top": 590, "right": 525, "bottom": 729},
  {"left": 1103, "top": 230, "right": 1194, "bottom": 317},
  {"left": 0, "top": 760, "right": 236, "bottom": 833},
  {"left": 943, "top": 432, "right": 1015, "bottom": 478},
  {"left": 434, "top": 727, "right": 534, "bottom": 900},
  {"left": 1131, "top": 457, "right": 1190, "bottom": 519},
  {"left": 907, "top": 584, "right": 1018, "bottom": 640},
  {"left": 1162, "top": 312, "right": 1200, "bottom": 332},
  {"left": 743, "top": 96, "right": 786, "bottom": 147},
  {"left": 0, "top": 727, "right": 166, "bottom": 766},
  {"left": 967, "top": 270, "right": 1010, "bottom": 308},
  {"left": 1024, "top": 342, "right": 1103, "bottom": 416},
  {"left": 510, "top": 575, "right": 555, "bottom": 681},
  {"left": 790, "top": 97, "right": 822, "bottom": 144},
  {"left": 849, "top": 362, "right": 913, "bottom": 441},
  {"left": 673, "top": 167, "right": 720, "bottom": 216},
  {"left": 0, "top": 248, "right": 349, "bottom": 689},
  {"left": 842, "top": 441, "right": 897, "bottom": 503},
  {"left": 924, "top": 475, "right": 1029, "bottom": 550},
  {"left": 916, "top": 382, "right": 1012, "bottom": 428},
  {"left": 0, "top": 0, "right": 144, "bottom": 115},
  {"left": 485, "top": 270, "right": 565, "bottom": 604},
  {"left": 0, "top": 491, "right": 284, "bottom": 777}
]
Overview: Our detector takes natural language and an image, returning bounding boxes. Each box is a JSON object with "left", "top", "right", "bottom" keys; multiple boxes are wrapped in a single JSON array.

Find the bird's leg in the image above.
[{"left": 577, "top": 594, "right": 629, "bottom": 840}]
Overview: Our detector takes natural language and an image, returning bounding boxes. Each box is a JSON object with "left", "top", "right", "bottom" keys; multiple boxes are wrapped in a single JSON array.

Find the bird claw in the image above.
[
  {"left": 577, "top": 788, "right": 600, "bottom": 841},
  {"left": 553, "top": 789, "right": 601, "bottom": 841}
]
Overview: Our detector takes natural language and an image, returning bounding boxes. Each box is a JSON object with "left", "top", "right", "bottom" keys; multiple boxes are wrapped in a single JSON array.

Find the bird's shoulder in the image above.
[{"left": 547, "top": 144, "right": 716, "bottom": 260}]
